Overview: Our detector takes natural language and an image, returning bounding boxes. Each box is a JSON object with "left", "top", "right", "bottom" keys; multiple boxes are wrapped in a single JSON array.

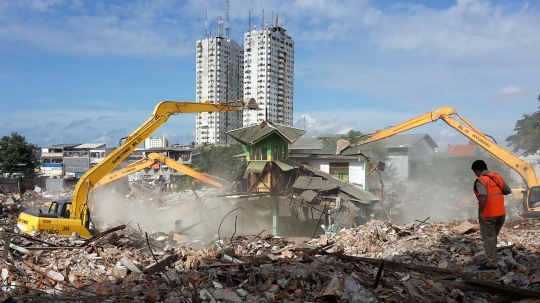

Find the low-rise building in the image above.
[
  {"left": 63, "top": 143, "right": 111, "bottom": 178},
  {"left": 289, "top": 137, "right": 371, "bottom": 190},
  {"left": 40, "top": 144, "right": 80, "bottom": 178},
  {"left": 145, "top": 137, "right": 169, "bottom": 149},
  {"left": 358, "top": 134, "right": 438, "bottom": 180}
]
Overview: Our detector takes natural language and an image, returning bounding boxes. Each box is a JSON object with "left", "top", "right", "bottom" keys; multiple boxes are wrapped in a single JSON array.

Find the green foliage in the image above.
[
  {"left": 192, "top": 144, "right": 246, "bottom": 181},
  {"left": 506, "top": 111, "right": 540, "bottom": 156},
  {"left": 0, "top": 132, "right": 39, "bottom": 178},
  {"left": 415, "top": 154, "right": 513, "bottom": 190}
]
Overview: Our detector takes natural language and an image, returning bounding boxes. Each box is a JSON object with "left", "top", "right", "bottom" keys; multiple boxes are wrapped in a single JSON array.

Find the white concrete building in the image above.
[
  {"left": 195, "top": 36, "right": 244, "bottom": 145},
  {"left": 243, "top": 25, "right": 294, "bottom": 127},
  {"left": 145, "top": 137, "right": 169, "bottom": 149}
]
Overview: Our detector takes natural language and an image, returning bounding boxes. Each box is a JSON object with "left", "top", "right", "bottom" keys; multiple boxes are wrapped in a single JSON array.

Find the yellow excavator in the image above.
[
  {"left": 335, "top": 106, "right": 540, "bottom": 218},
  {"left": 17, "top": 99, "right": 258, "bottom": 237},
  {"left": 93, "top": 152, "right": 230, "bottom": 190},
  {"left": 42, "top": 152, "right": 231, "bottom": 212}
]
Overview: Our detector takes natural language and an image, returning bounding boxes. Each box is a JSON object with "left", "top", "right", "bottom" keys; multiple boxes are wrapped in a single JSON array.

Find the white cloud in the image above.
[
  {"left": 494, "top": 85, "right": 528, "bottom": 99},
  {"left": 0, "top": 107, "right": 197, "bottom": 147}
]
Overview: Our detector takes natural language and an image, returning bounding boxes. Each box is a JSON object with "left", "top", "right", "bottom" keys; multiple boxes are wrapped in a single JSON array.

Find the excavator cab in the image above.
[{"left": 522, "top": 187, "right": 540, "bottom": 218}]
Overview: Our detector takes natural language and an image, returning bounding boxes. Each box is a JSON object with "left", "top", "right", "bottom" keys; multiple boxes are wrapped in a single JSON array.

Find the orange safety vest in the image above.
[{"left": 473, "top": 172, "right": 506, "bottom": 217}]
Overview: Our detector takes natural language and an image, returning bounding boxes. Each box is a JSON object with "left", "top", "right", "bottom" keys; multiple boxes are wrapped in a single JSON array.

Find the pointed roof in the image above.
[
  {"left": 227, "top": 121, "right": 306, "bottom": 145},
  {"left": 343, "top": 133, "right": 437, "bottom": 155},
  {"left": 445, "top": 144, "right": 481, "bottom": 157}
]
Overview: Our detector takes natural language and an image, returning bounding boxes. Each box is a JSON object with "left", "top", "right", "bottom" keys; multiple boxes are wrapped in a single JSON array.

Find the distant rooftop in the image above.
[
  {"left": 445, "top": 144, "right": 481, "bottom": 157},
  {"left": 75, "top": 143, "right": 106, "bottom": 149},
  {"left": 343, "top": 133, "right": 438, "bottom": 155},
  {"left": 49, "top": 143, "right": 81, "bottom": 149}
]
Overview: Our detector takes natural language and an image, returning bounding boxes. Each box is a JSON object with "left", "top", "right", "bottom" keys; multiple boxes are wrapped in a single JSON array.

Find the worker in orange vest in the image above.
[{"left": 471, "top": 160, "right": 511, "bottom": 270}]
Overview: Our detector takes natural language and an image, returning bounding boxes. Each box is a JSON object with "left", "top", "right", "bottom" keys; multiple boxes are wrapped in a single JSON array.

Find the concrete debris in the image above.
[{"left": 2, "top": 187, "right": 540, "bottom": 301}]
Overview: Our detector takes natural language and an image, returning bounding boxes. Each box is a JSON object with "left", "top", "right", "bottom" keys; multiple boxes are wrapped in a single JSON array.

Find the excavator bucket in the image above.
[
  {"left": 336, "top": 139, "right": 351, "bottom": 155},
  {"left": 243, "top": 98, "right": 259, "bottom": 110}
]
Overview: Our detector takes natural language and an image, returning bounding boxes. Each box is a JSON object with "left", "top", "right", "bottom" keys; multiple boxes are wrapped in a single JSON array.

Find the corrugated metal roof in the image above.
[
  {"left": 445, "top": 145, "right": 479, "bottom": 157},
  {"left": 386, "top": 134, "right": 437, "bottom": 148},
  {"left": 340, "top": 186, "right": 379, "bottom": 204},
  {"left": 343, "top": 134, "right": 438, "bottom": 155},
  {"left": 289, "top": 164, "right": 379, "bottom": 204},
  {"left": 227, "top": 121, "right": 306, "bottom": 145},
  {"left": 274, "top": 160, "right": 297, "bottom": 171},
  {"left": 50, "top": 143, "right": 81, "bottom": 149},
  {"left": 299, "top": 190, "right": 318, "bottom": 203},
  {"left": 289, "top": 138, "right": 324, "bottom": 150},
  {"left": 75, "top": 143, "right": 106, "bottom": 149},
  {"left": 292, "top": 176, "right": 337, "bottom": 191},
  {"left": 243, "top": 161, "right": 267, "bottom": 178}
]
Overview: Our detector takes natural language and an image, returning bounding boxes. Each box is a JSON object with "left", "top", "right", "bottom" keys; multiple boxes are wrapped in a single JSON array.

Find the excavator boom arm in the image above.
[
  {"left": 93, "top": 158, "right": 157, "bottom": 188},
  {"left": 339, "top": 106, "right": 539, "bottom": 188},
  {"left": 94, "top": 153, "right": 229, "bottom": 190},
  {"left": 440, "top": 115, "right": 538, "bottom": 187},
  {"left": 147, "top": 153, "right": 227, "bottom": 188},
  {"left": 71, "top": 100, "right": 255, "bottom": 219}
]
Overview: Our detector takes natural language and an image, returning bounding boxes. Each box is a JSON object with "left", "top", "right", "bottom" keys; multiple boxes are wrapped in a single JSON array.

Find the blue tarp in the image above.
[{"left": 42, "top": 163, "right": 62, "bottom": 168}]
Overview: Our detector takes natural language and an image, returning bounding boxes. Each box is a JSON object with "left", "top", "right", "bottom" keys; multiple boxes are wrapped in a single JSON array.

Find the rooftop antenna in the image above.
[
  {"left": 237, "top": 23, "right": 240, "bottom": 42},
  {"left": 271, "top": 12, "right": 274, "bottom": 27},
  {"left": 217, "top": 16, "right": 223, "bottom": 37},
  {"left": 248, "top": 0, "right": 253, "bottom": 32},
  {"left": 262, "top": 0, "right": 265, "bottom": 29},
  {"left": 225, "top": 0, "right": 230, "bottom": 38},
  {"left": 275, "top": 12, "right": 279, "bottom": 27},
  {"left": 205, "top": 10, "right": 208, "bottom": 38}
]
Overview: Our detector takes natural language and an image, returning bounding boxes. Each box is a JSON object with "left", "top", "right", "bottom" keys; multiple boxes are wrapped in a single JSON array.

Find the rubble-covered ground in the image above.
[{"left": 1, "top": 188, "right": 540, "bottom": 302}]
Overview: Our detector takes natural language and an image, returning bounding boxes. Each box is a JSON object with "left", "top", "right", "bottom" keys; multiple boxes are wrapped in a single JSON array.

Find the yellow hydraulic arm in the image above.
[
  {"left": 336, "top": 106, "right": 540, "bottom": 189},
  {"left": 146, "top": 153, "right": 228, "bottom": 188},
  {"left": 71, "top": 99, "right": 258, "bottom": 222},
  {"left": 94, "top": 153, "right": 229, "bottom": 189},
  {"left": 93, "top": 157, "right": 156, "bottom": 188}
]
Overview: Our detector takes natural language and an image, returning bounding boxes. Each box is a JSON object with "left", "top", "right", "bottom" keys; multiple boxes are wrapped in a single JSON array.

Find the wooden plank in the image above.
[
  {"left": 336, "top": 254, "right": 453, "bottom": 274},
  {"left": 24, "top": 246, "right": 79, "bottom": 251},
  {"left": 373, "top": 263, "right": 385, "bottom": 288},
  {"left": 143, "top": 254, "right": 179, "bottom": 274},
  {"left": 463, "top": 278, "right": 540, "bottom": 298},
  {"left": 2, "top": 235, "right": 11, "bottom": 261}
]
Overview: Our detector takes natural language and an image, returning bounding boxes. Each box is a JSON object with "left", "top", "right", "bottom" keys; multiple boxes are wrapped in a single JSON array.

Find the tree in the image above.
[
  {"left": 506, "top": 96, "right": 540, "bottom": 156},
  {"left": 192, "top": 144, "right": 246, "bottom": 181},
  {"left": 0, "top": 132, "right": 39, "bottom": 178}
]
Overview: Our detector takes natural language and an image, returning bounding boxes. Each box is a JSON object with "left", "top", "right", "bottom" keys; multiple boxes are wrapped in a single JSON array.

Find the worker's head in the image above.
[{"left": 471, "top": 160, "right": 488, "bottom": 177}]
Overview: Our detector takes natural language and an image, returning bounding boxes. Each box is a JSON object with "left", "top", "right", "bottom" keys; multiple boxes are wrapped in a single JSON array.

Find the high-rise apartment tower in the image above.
[
  {"left": 195, "top": 36, "right": 244, "bottom": 145},
  {"left": 243, "top": 22, "right": 294, "bottom": 126}
]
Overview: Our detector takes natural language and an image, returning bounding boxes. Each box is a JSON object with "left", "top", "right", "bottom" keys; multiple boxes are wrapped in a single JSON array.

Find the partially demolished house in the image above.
[{"left": 226, "top": 121, "right": 380, "bottom": 237}]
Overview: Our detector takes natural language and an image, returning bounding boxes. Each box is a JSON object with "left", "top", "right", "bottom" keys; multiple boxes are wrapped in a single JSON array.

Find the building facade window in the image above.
[
  {"left": 251, "top": 146, "right": 268, "bottom": 160},
  {"left": 273, "top": 146, "right": 286, "bottom": 160},
  {"left": 329, "top": 162, "right": 349, "bottom": 181}
]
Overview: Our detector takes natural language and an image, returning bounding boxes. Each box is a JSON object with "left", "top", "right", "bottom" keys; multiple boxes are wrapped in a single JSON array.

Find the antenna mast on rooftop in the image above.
[
  {"left": 248, "top": 0, "right": 253, "bottom": 32},
  {"left": 225, "top": 0, "right": 230, "bottom": 38},
  {"left": 275, "top": 12, "right": 279, "bottom": 27},
  {"left": 217, "top": 16, "right": 223, "bottom": 37},
  {"left": 261, "top": 0, "right": 266, "bottom": 29},
  {"left": 205, "top": 10, "right": 208, "bottom": 38}
]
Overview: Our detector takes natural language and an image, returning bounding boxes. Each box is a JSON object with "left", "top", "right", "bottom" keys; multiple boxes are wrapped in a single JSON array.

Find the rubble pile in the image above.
[
  {"left": 0, "top": 216, "right": 538, "bottom": 302},
  {"left": 2, "top": 185, "right": 540, "bottom": 302}
]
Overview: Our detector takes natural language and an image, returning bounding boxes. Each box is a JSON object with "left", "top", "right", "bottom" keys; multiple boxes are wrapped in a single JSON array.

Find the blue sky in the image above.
[{"left": 1, "top": 0, "right": 539, "bottom": 151}]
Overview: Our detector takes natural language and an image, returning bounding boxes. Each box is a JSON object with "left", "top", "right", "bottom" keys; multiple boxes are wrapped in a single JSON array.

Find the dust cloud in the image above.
[
  {"left": 89, "top": 187, "right": 270, "bottom": 245},
  {"left": 386, "top": 180, "right": 477, "bottom": 224}
]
